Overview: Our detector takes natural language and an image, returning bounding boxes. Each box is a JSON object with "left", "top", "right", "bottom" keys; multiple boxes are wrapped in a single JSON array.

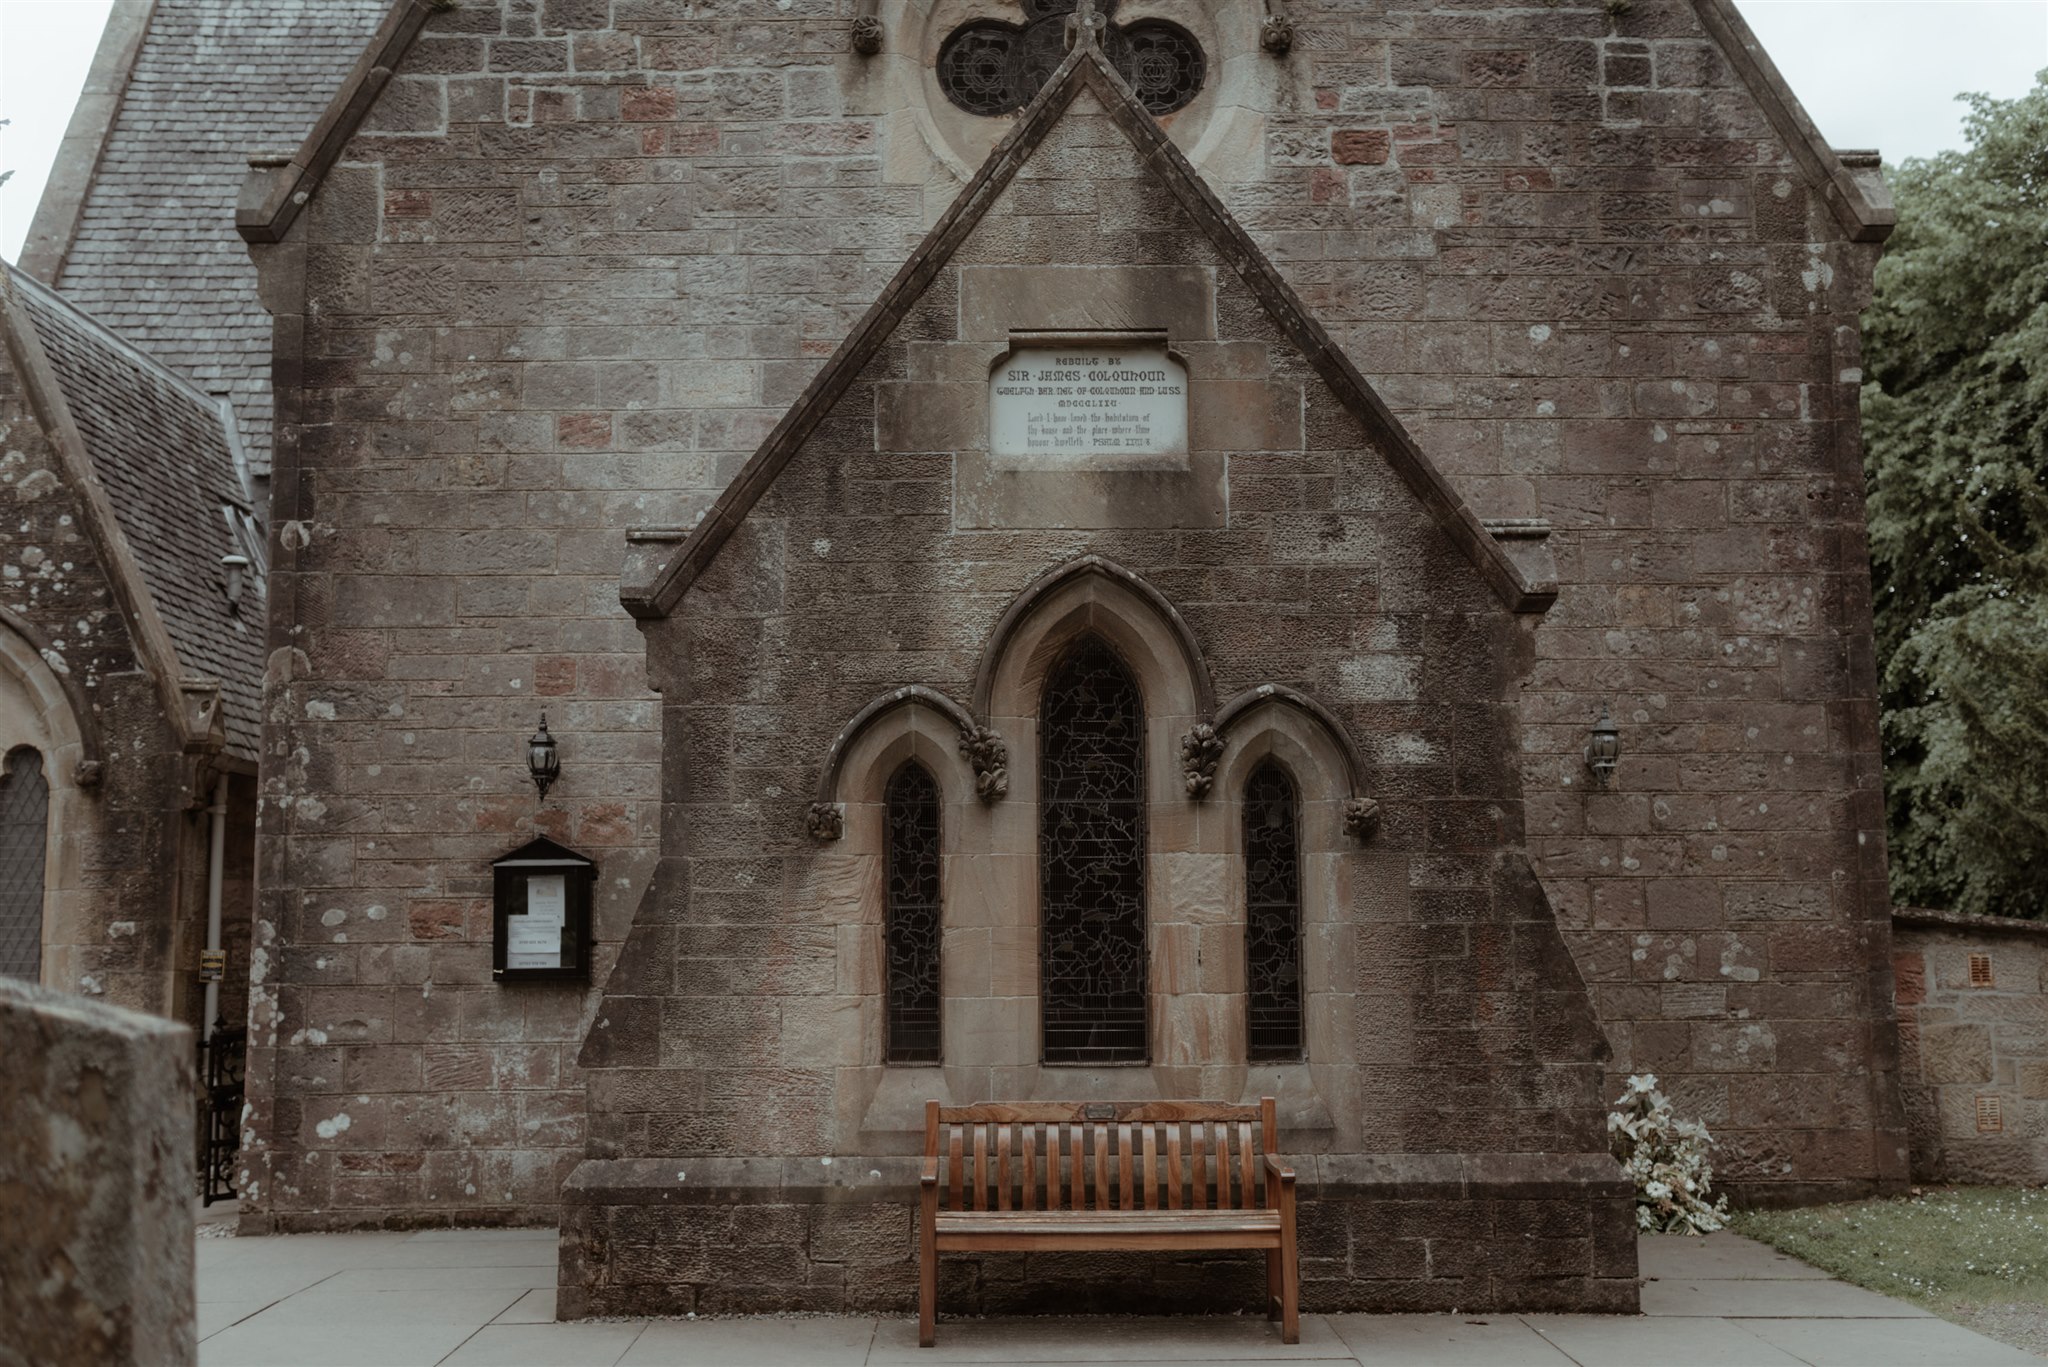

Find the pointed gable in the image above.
[{"left": 622, "top": 41, "right": 1553, "bottom": 622}]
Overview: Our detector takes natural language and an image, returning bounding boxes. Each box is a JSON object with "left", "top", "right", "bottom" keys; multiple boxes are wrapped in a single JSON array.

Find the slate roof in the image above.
[
  {"left": 7, "top": 267, "right": 266, "bottom": 763},
  {"left": 52, "top": 0, "right": 389, "bottom": 482}
]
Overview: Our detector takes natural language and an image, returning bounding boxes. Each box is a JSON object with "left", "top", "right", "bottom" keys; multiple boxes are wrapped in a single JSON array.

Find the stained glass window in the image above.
[
  {"left": 936, "top": 1, "right": 1205, "bottom": 118},
  {"left": 885, "top": 761, "right": 942, "bottom": 1063},
  {"left": 1245, "top": 762, "right": 1303, "bottom": 1061},
  {"left": 0, "top": 747, "right": 48, "bottom": 980},
  {"left": 1040, "top": 637, "right": 1148, "bottom": 1064}
]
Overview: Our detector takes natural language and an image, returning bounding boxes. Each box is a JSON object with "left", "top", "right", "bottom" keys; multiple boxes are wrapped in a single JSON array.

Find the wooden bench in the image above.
[{"left": 918, "top": 1098, "right": 1298, "bottom": 1346}]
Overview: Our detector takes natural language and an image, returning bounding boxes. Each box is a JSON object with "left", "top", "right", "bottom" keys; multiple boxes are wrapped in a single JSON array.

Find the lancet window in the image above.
[
  {"left": 1244, "top": 761, "right": 1303, "bottom": 1061},
  {"left": 1039, "top": 637, "right": 1148, "bottom": 1064},
  {"left": 0, "top": 746, "right": 48, "bottom": 979},
  {"left": 885, "top": 761, "right": 943, "bottom": 1063}
]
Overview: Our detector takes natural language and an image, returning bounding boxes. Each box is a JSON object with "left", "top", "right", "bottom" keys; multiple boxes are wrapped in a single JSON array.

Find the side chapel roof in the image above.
[
  {"left": 0, "top": 266, "right": 267, "bottom": 765},
  {"left": 621, "top": 34, "right": 1555, "bottom": 620},
  {"left": 19, "top": 0, "right": 391, "bottom": 482}
]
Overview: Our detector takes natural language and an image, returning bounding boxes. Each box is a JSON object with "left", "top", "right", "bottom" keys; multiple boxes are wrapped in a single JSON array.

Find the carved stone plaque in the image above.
[{"left": 989, "top": 342, "right": 1188, "bottom": 466}]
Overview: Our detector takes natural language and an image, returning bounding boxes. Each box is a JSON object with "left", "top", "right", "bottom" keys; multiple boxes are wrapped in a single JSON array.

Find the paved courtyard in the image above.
[{"left": 193, "top": 1221, "right": 2035, "bottom": 1366}]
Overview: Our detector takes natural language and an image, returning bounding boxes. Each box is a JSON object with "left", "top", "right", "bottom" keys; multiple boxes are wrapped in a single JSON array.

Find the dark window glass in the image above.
[
  {"left": 885, "top": 761, "right": 943, "bottom": 1063},
  {"left": 1245, "top": 761, "right": 1303, "bottom": 1061},
  {"left": 1039, "top": 637, "right": 1147, "bottom": 1064},
  {"left": 0, "top": 747, "right": 49, "bottom": 980},
  {"left": 936, "top": 2, "right": 1205, "bottom": 118}
]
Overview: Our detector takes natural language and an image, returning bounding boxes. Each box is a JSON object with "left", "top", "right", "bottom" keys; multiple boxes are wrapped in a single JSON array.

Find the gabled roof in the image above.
[
  {"left": 622, "top": 36, "right": 1555, "bottom": 622},
  {"left": 22, "top": 0, "right": 391, "bottom": 481},
  {"left": 0, "top": 266, "right": 266, "bottom": 765},
  {"left": 1688, "top": 0, "right": 1892, "bottom": 243}
]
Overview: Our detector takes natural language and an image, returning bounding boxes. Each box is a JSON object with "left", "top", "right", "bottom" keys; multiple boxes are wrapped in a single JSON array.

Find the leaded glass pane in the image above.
[
  {"left": 935, "top": 2, "right": 1205, "bottom": 118},
  {"left": 885, "top": 761, "right": 942, "bottom": 1063},
  {"left": 1245, "top": 761, "right": 1303, "bottom": 1061},
  {"left": 1040, "top": 637, "right": 1147, "bottom": 1064},
  {"left": 0, "top": 747, "right": 49, "bottom": 980}
]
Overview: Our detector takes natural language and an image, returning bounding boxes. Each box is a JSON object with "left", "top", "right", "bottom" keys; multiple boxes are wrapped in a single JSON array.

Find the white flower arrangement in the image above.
[{"left": 1608, "top": 1074, "right": 1732, "bottom": 1235}]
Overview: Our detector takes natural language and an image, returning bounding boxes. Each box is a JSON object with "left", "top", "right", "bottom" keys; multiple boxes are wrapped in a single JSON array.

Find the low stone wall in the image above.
[
  {"left": 0, "top": 978, "right": 196, "bottom": 1367},
  {"left": 557, "top": 1155, "right": 1639, "bottom": 1318},
  {"left": 1894, "top": 908, "right": 2048, "bottom": 1184}
]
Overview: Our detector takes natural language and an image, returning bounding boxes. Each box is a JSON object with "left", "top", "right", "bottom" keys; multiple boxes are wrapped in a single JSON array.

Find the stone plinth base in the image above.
[{"left": 557, "top": 1153, "right": 1638, "bottom": 1318}]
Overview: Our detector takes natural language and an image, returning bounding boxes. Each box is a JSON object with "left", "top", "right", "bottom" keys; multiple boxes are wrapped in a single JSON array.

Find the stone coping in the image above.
[
  {"left": 1893, "top": 906, "right": 2048, "bottom": 940},
  {"left": 563, "top": 1151, "right": 1630, "bottom": 1207}
]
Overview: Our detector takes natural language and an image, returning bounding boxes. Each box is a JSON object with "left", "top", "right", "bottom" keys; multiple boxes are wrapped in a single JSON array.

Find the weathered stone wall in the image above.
[
  {"left": 247, "top": 0, "right": 1902, "bottom": 1226},
  {"left": 0, "top": 978, "right": 196, "bottom": 1367},
  {"left": 560, "top": 1159, "right": 1637, "bottom": 1317},
  {"left": 1893, "top": 910, "right": 2048, "bottom": 1186},
  {"left": 557, "top": 80, "right": 1635, "bottom": 1314},
  {"left": 0, "top": 293, "right": 204, "bottom": 1020}
]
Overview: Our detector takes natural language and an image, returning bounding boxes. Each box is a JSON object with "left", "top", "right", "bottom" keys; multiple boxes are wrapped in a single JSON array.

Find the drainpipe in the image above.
[{"left": 202, "top": 774, "right": 227, "bottom": 1042}]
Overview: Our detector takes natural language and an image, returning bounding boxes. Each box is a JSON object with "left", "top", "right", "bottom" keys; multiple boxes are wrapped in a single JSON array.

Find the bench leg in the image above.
[
  {"left": 1280, "top": 1238, "right": 1299, "bottom": 1344},
  {"left": 918, "top": 1206, "right": 937, "bottom": 1346},
  {"left": 1265, "top": 1248, "right": 1281, "bottom": 1322}
]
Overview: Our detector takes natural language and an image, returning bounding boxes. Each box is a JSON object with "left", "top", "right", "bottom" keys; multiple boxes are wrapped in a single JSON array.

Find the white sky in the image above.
[{"left": 1, "top": 0, "right": 2045, "bottom": 261}]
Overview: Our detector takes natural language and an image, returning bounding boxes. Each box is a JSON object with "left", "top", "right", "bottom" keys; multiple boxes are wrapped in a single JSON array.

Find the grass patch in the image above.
[{"left": 1739, "top": 1186, "right": 2048, "bottom": 1355}]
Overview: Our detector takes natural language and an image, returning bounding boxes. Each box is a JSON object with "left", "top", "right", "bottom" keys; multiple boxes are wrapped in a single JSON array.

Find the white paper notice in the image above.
[
  {"left": 506, "top": 873, "right": 566, "bottom": 969},
  {"left": 989, "top": 344, "right": 1188, "bottom": 464}
]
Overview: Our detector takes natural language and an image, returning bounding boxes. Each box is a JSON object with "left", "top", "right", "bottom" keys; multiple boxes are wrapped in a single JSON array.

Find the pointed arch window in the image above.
[
  {"left": 1245, "top": 761, "right": 1303, "bottom": 1061},
  {"left": 1039, "top": 637, "right": 1148, "bottom": 1064},
  {"left": 885, "top": 761, "right": 943, "bottom": 1063},
  {"left": 0, "top": 747, "right": 49, "bottom": 980}
]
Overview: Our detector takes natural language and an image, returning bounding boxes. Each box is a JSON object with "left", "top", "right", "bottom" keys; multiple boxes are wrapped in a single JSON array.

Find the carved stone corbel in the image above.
[
  {"left": 1343, "top": 796, "right": 1381, "bottom": 842},
  {"left": 807, "top": 802, "right": 845, "bottom": 842},
  {"left": 958, "top": 724, "right": 1009, "bottom": 803},
  {"left": 851, "top": 0, "right": 882, "bottom": 54},
  {"left": 1179, "top": 722, "right": 1225, "bottom": 799},
  {"left": 1260, "top": 0, "right": 1294, "bottom": 55}
]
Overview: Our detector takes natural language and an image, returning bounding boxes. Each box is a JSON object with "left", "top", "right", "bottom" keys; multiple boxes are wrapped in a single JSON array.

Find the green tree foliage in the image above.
[{"left": 1865, "top": 74, "right": 2048, "bottom": 916}]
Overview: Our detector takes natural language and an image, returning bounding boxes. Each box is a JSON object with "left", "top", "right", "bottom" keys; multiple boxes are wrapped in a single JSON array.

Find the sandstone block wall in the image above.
[
  {"left": 247, "top": 0, "right": 1903, "bottom": 1226},
  {"left": 0, "top": 978, "right": 196, "bottom": 1367},
  {"left": 0, "top": 286, "right": 214, "bottom": 1022},
  {"left": 1893, "top": 909, "right": 2048, "bottom": 1185}
]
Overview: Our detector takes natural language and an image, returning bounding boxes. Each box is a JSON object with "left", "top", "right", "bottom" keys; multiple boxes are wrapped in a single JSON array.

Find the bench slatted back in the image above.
[{"left": 924, "top": 1100, "right": 1278, "bottom": 1213}]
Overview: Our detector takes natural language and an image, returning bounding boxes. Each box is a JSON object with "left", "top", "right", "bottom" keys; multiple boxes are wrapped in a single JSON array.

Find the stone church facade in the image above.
[{"left": 231, "top": 0, "right": 1906, "bottom": 1311}]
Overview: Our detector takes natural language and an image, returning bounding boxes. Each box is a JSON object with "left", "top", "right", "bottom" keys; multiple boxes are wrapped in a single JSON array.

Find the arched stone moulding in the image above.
[
  {"left": 810, "top": 685, "right": 982, "bottom": 840},
  {"left": 0, "top": 613, "right": 99, "bottom": 991},
  {"left": 971, "top": 554, "right": 1215, "bottom": 720},
  {"left": 1212, "top": 683, "right": 1378, "bottom": 839}
]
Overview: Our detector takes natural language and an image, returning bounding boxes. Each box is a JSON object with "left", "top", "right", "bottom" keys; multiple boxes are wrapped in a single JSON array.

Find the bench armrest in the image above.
[
  {"left": 921, "top": 1155, "right": 940, "bottom": 1188},
  {"left": 1263, "top": 1152, "right": 1296, "bottom": 1183}
]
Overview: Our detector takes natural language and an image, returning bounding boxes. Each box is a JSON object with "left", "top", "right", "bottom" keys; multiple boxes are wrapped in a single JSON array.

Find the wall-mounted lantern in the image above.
[
  {"left": 527, "top": 713, "right": 560, "bottom": 802},
  {"left": 221, "top": 554, "right": 250, "bottom": 612},
  {"left": 492, "top": 835, "right": 595, "bottom": 982},
  {"left": 1584, "top": 703, "right": 1621, "bottom": 789}
]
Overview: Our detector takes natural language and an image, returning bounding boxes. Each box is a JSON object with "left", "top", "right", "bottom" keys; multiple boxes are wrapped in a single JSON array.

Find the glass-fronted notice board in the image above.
[{"left": 491, "top": 836, "right": 595, "bottom": 982}]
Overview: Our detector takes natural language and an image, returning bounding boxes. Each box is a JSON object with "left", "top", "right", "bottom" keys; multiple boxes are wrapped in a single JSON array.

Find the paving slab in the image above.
[
  {"left": 1740, "top": 1315, "right": 2042, "bottom": 1366},
  {"left": 318, "top": 1264, "right": 558, "bottom": 1293},
  {"left": 1636, "top": 1231, "right": 1832, "bottom": 1281},
  {"left": 619, "top": 1316, "right": 879, "bottom": 1365},
  {"left": 866, "top": 1315, "right": 1348, "bottom": 1363},
  {"left": 1523, "top": 1314, "right": 1806, "bottom": 1366},
  {"left": 1328, "top": 1313, "right": 1576, "bottom": 1365},
  {"left": 492, "top": 1289, "right": 559, "bottom": 1325},
  {"left": 439, "top": 1321, "right": 650, "bottom": 1366},
  {"left": 1641, "top": 1275, "right": 1935, "bottom": 1318}
]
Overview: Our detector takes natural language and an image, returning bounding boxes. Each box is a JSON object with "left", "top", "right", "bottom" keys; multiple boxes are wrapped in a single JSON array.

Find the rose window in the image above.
[{"left": 937, "top": 1, "right": 1206, "bottom": 118}]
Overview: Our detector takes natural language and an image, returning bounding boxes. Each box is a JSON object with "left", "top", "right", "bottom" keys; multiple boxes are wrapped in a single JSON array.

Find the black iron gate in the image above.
[{"left": 199, "top": 1022, "right": 245, "bottom": 1205}]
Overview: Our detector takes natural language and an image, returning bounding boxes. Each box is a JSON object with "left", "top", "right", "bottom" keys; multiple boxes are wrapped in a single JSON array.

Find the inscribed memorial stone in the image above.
[{"left": 990, "top": 342, "right": 1188, "bottom": 465}]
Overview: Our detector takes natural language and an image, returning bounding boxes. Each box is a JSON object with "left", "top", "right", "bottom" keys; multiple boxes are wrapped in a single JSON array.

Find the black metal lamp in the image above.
[
  {"left": 527, "top": 713, "right": 560, "bottom": 802},
  {"left": 1584, "top": 703, "right": 1621, "bottom": 789}
]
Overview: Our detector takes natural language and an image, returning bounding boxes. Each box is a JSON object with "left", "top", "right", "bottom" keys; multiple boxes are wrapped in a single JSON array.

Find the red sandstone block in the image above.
[
  {"left": 384, "top": 189, "right": 432, "bottom": 218},
  {"left": 557, "top": 413, "right": 613, "bottom": 449},
  {"left": 1333, "top": 129, "right": 1392, "bottom": 165},
  {"left": 535, "top": 656, "right": 577, "bottom": 696},
  {"left": 621, "top": 86, "right": 678, "bottom": 121},
  {"left": 1893, "top": 952, "right": 1927, "bottom": 1006}
]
